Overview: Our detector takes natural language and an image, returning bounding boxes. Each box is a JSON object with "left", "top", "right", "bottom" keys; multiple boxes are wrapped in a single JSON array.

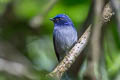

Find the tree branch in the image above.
[{"left": 86, "top": 0, "right": 104, "bottom": 79}]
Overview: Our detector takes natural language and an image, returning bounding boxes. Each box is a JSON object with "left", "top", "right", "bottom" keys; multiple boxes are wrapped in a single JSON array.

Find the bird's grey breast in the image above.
[{"left": 54, "top": 25, "right": 77, "bottom": 59}]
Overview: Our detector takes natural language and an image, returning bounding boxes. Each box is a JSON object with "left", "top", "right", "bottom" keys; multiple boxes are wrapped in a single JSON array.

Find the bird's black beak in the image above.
[{"left": 50, "top": 18, "right": 55, "bottom": 21}]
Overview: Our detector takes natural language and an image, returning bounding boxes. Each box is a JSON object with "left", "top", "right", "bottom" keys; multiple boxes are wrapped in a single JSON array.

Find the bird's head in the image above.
[{"left": 50, "top": 14, "right": 73, "bottom": 26}]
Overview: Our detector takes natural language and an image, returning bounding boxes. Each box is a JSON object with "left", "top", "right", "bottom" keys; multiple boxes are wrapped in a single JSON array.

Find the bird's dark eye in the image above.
[
  {"left": 56, "top": 18, "right": 59, "bottom": 21},
  {"left": 54, "top": 17, "right": 64, "bottom": 21},
  {"left": 59, "top": 18, "right": 64, "bottom": 20}
]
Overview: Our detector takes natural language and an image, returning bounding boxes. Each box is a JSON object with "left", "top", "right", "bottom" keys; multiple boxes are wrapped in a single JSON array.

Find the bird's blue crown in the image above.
[{"left": 50, "top": 14, "right": 73, "bottom": 26}]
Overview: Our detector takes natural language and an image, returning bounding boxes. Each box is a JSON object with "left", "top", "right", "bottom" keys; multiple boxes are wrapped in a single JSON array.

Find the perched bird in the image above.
[
  {"left": 50, "top": 14, "right": 78, "bottom": 62},
  {"left": 50, "top": 14, "right": 78, "bottom": 80}
]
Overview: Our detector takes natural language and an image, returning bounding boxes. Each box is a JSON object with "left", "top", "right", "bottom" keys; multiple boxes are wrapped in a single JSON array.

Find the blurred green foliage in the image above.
[
  {"left": 0, "top": 0, "right": 120, "bottom": 80},
  {"left": 15, "top": 0, "right": 48, "bottom": 19}
]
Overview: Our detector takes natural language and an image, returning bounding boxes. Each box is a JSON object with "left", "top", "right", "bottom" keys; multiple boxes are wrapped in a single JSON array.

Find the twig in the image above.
[{"left": 48, "top": 25, "right": 91, "bottom": 80}]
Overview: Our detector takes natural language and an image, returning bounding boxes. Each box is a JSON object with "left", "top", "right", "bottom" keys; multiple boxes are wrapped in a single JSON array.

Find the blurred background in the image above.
[{"left": 0, "top": 0, "right": 120, "bottom": 80}]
